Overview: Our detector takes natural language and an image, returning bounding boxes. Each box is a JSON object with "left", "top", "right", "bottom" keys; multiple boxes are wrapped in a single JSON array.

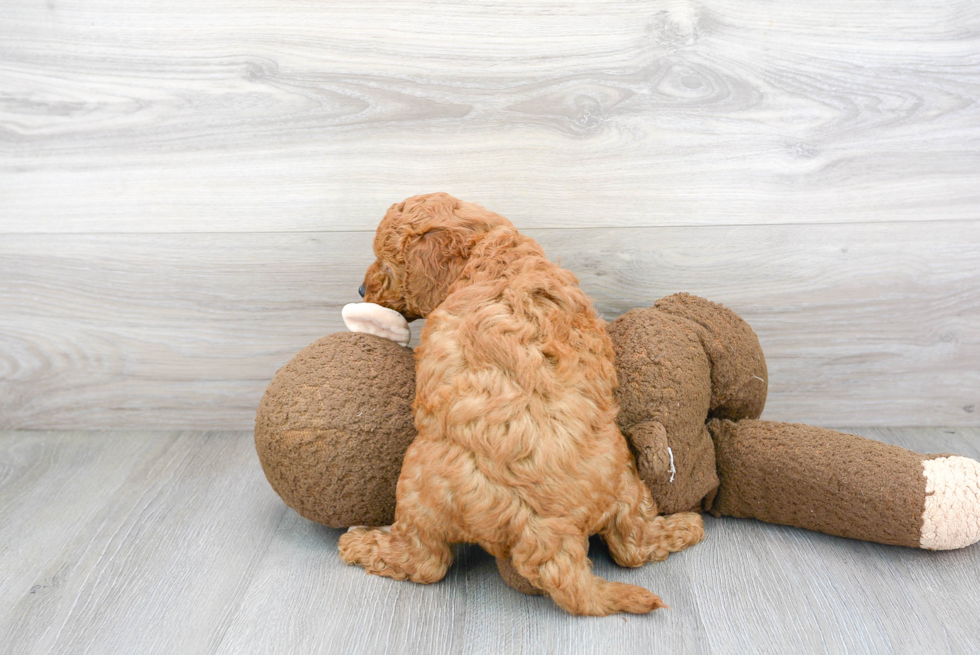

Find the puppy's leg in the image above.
[
  {"left": 339, "top": 438, "right": 456, "bottom": 583},
  {"left": 339, "top": 521, "right": 452, "bottom": 584},
  {"left": 603, "top": 472, "right": 706, "bottom": 566},
  {"left": 510, "top": 524, "right": 665, "bottom": 616}
]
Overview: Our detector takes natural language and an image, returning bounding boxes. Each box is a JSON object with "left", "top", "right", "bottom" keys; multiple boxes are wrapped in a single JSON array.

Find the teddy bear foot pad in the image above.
[{"left": 921, "top": 455, "right": 980, "bottom": 550}]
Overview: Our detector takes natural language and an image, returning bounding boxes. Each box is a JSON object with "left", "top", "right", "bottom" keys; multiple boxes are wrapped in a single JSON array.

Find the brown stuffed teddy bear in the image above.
[{"left": 255, "top": 295, "right": 980, "bottom": 595}]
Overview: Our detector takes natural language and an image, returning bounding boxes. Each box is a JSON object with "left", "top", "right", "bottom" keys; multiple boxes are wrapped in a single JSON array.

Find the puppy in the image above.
[{"left": 339, "top": 193, "right": 704, "bottom": 615}]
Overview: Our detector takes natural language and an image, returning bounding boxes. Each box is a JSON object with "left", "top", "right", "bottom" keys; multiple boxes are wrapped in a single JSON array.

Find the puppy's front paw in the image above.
[
  {"left": 338, "top": 528, "right": 368, "bottom": 565},
  {"left": 346, "top": 524, "right": 390, "bottom": 534},
  {"left": 338, "top": 527, "right": 406, "bottom": 579},
  {"left": 339, "top": 528, "right": 387, "bottom": 570}
]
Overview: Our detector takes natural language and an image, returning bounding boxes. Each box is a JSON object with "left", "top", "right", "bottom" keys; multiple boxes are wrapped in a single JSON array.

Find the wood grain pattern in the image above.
[
  {"left": 2, "top": 221, "right": 977, "bottom": 429},
  {"left": 689, "top": 427, "right": 980, "bottom": 655},
  {"left": 1, "top": 1, "right": 979, "bottom": 232},
  {"left": 0, "top": 431, "right": 284, "bottom": 655},
  {"left": 1, "top": 1, "right": 978, "bottom": 430},
  {"left": 0, "top": 431, "right": 160, "bottom": 632},
  {"left": 1, "top": 429, "right": 978, "bottom": 654}
]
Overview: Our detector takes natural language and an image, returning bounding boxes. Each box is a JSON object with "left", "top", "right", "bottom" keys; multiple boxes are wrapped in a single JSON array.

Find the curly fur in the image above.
[{"left": 339, "top": 193, "right": 704, "bottom": 616}]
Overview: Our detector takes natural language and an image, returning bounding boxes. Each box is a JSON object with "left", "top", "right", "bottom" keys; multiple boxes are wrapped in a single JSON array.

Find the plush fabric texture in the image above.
[
  {"left": 254, "top": 331, "right": 417, "bottom": 528},
  {"left": 708, "top": 419, "right": 929, "bottom": 547},
  {"left": 607, "top": 307, "right": 718, "bottom": 514},
  {"left": 920, "top": 456, "right": 980, "bottom": 550},
  {"left": 652, "top": 293, "right": 768, "bottom": 422},
  {"left": 606, "top": 293, "right": 768, "bottom": 514},
  {"left": 342, "top": 302, "right": 411, "bottom": 346}
]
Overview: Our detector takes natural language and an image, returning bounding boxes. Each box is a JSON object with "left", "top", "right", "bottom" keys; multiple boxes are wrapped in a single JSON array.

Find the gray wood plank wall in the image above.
[{"left": 2, "top": 1, "right": 979, "bottom": 429}]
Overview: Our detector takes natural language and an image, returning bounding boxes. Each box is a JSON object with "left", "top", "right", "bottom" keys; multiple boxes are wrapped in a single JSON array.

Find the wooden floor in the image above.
[{"left": 2, "top": 428, "right": 978, "bottom": 654}]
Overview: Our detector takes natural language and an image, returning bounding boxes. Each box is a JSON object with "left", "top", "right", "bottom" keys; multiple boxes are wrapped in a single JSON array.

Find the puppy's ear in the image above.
[
  {"left": 406, "top": 226, "right": 471, "bottom": 265},
  {"left": 400, "top": 226, "right": 471, "bottom": 316}
]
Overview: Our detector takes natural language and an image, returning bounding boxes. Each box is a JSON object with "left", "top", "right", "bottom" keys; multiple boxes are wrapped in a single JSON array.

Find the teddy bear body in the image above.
[
  {"left": 254, "top": 331, "right": 416, "bottom": 528},
  {"left": 608, "top": 293, "right": 768, "bottom": 514},
  {"left": 255, "top": 293, "right": 980, "bottom": 589}
]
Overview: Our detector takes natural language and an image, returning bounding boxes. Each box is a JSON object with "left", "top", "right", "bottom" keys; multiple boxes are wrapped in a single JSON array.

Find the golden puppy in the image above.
[{"left": 339, "top": 193, "right": 704, "bottom": 615}]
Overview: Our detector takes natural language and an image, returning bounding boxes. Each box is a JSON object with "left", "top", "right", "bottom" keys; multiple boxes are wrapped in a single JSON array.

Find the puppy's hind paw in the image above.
[{"left": 662, "top": 511, "right": 706, "bottom": 552}]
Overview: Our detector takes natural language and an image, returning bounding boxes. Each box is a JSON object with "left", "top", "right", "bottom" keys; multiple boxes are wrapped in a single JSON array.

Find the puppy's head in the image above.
[{"left": 361, "top": 192, "right": 510, "bottom": 319}]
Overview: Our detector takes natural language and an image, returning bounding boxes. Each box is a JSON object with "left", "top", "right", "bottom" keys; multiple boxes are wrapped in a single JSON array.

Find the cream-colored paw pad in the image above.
[{"left": 920, "top": 456, "right": 980, "bottom": 550}]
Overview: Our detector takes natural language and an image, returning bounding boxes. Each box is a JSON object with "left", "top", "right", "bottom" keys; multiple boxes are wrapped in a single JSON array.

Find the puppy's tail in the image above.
[{"left": 510, "top": 536, "right": 666, "bottom": 616}]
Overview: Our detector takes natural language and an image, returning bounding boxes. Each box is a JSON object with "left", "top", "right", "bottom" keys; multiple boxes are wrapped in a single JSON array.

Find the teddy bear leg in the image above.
[
  {"left": 624, "top": 420, "right": 720, "bottom": 515},
  {"left": 601, "top": 471, "right": 706, "bottom": 566},
  {"left": 707, "top": 419, "right": 980, "bottom": 550},
  {"left": 338, "top": 522, "right": 453, "bottom": 584},
  {"left": 509, "top": 525, "right": 666, "bottom": 615},
  {"left": 652, "top": 293, "right": 768, "bottom": 421}
]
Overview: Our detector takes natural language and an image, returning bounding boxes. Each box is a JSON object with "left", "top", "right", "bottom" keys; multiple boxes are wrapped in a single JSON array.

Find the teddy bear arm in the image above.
[
  {"left": 625, "top": 420, "right": 720, "bottom": 515},
  {"left": 626, "top": 420, "right": 671, "bottom": 485}
]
